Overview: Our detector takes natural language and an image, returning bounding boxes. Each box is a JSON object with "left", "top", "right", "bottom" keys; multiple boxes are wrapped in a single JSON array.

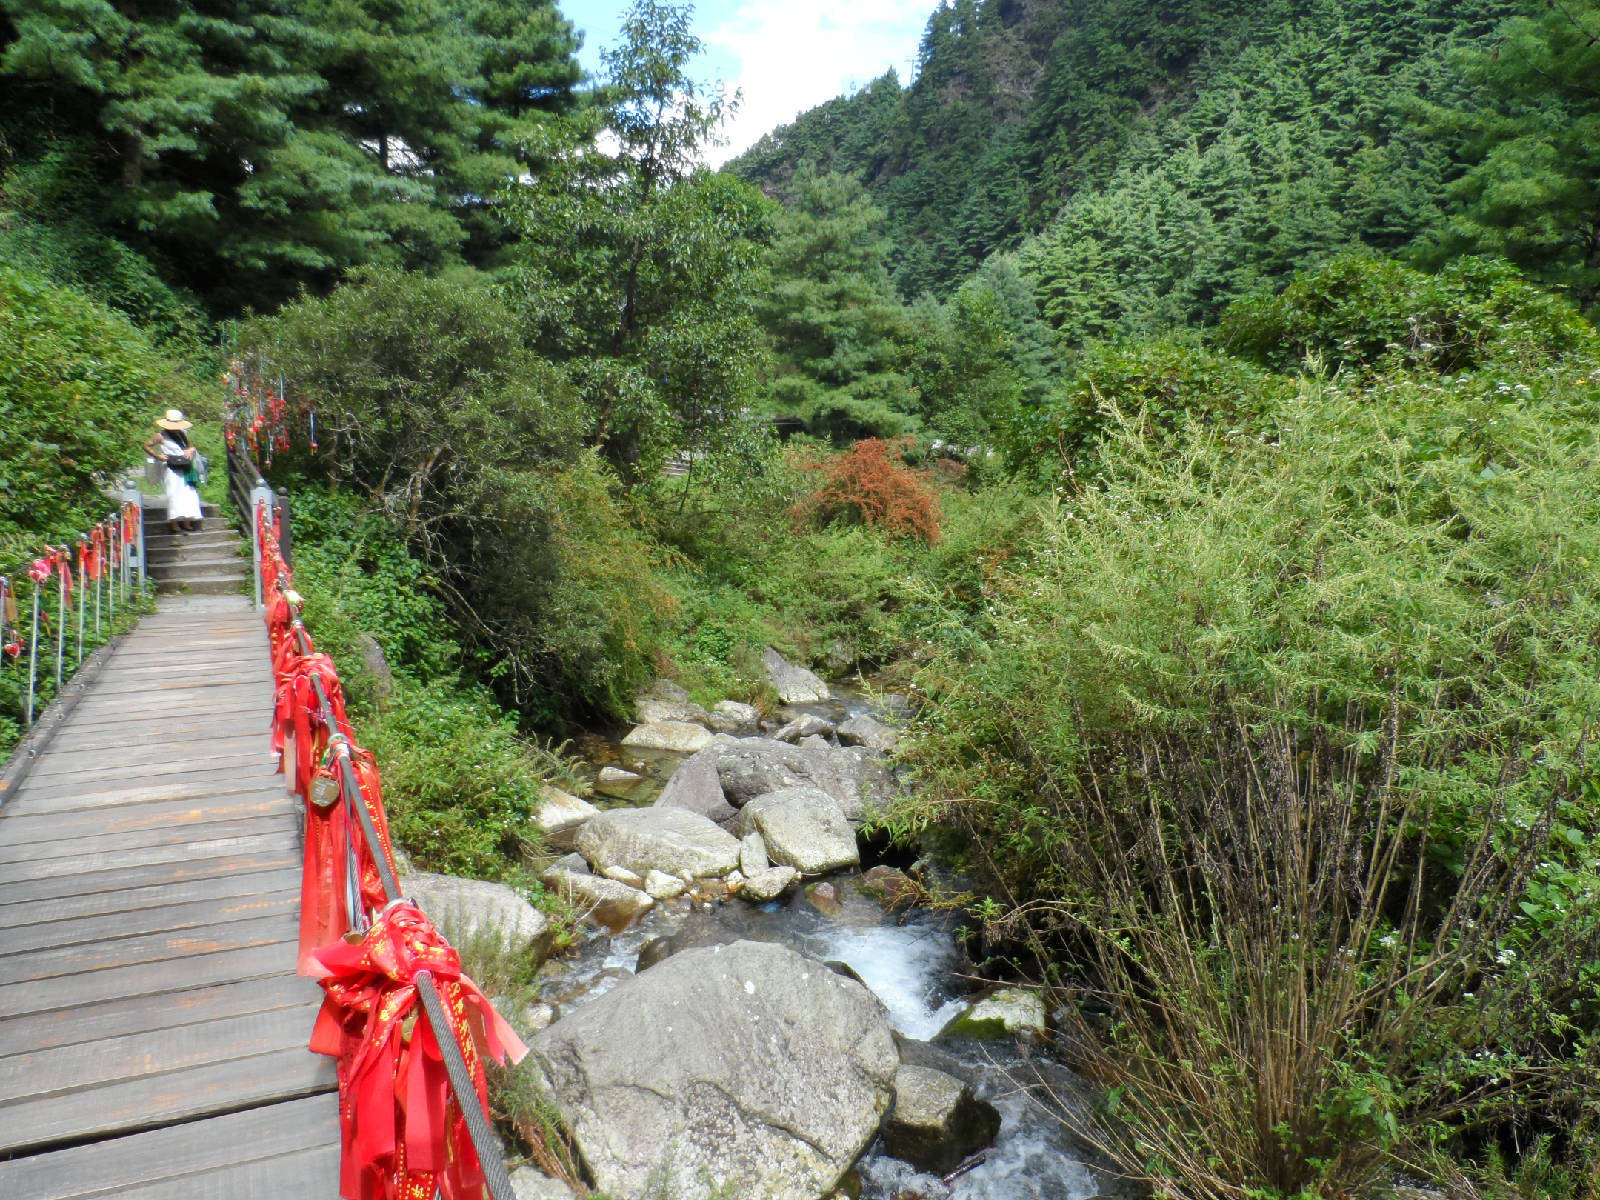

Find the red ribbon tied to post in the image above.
[{"left": 307, "top": 902, "right": 527, "bottom": 1200}]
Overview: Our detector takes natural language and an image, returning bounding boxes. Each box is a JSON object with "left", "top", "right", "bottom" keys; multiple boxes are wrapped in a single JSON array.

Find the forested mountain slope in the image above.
[{"left": 729, "top": 0, "right": 1521, "bottom": 316}]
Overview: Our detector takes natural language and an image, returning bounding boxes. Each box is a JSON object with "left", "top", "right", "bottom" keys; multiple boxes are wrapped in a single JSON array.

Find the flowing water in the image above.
[{"left": 536, "top": 874, "right": 1104, "bottom": 1200}]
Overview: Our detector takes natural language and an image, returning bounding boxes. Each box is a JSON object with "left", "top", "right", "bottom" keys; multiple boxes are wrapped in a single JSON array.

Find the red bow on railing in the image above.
[{"left": 307, "top": 902, "right": 527, "bottom": 1200}]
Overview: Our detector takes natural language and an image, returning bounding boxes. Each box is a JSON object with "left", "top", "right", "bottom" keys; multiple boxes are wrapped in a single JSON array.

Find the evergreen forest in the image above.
[{"left": 3, "top": 0, "right": 1600, "bottom": 1194}]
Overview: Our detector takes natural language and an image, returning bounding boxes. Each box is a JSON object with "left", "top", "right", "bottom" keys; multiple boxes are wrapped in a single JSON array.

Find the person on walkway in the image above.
[{"left": 144, "top": 409, "right": 203, "bottom": 534}]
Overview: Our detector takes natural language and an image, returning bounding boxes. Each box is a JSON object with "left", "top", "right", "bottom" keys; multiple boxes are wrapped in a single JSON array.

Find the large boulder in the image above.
[
  {"left": 838, "top": 713, "right": 898, "bottom": 754},
  {"left": 576, "top": 806, "right": 740, "bottom": 881},
  {"left": 533, "top": 785, "right": 599, "bottom": 851},
  {"left": 716, "top": 738, "right": 893, "bottom": 822},
  {"left": 620, "top": 720, "right": 715, "bottom": 754},
  {"left": 403, "top": 871, "right": 553, "bottom": 966},
  {"left": 708, "top": 700, "right": 761, "bottom": 734},
  {"left": 527, "top": 941, "right": 897, "bottom": 1200},
  {"left": 762, "top": 647, "right": 831, "bottom": 704},
  {"left": 508, "top": 1166, "right": 574, "bottom": 1200},
  {"left": 636, "top": 697, "right": 712, "bottom": 726},
  {"left": 734, "top": 787, "right": 859, "bottom": 874},
  {"left": 774, "top": 712, "right": 835, "bottom": 744},
  {"left": 540, "top": 860, "right": 654, "bottom": 931},
  {"left": 938, "top": 986, "right": 1049, "bottom": 1041},
  {"left": 881, "top": 1063, "right": 1000, "bottom": 1175},
  {"left": 654, "top": 745, "right": 737, "bottom": 824}
]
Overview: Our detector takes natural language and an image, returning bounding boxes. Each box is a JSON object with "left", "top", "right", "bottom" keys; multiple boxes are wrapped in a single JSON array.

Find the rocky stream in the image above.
[{"left": 406, "top": 649, "right": 1108, "bottom": 1200}]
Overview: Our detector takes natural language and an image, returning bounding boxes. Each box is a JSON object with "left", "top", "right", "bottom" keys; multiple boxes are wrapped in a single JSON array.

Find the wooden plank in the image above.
[
  {"left": 6, "top": 889, "right": 298, "bottom": 954},
  {"left": 0, "top": 813, "right": 296, "bottom": 865},
  {"left": 0, "top": 848, "right": 299, "bottom": 906},
  {"left": 0, "top": 912, "right": 298, "bottom": 986},
  {"left": 97, "top": 1144, "right": 340, "bottom": 1200},
  {"left": 0, "top": 1094, "right": 338, "bottom": 1199},
  {"left": 0, "top": 974, "right": 320, "bottom": 1058},
  {"left": 0, "top": 1045, "right": 336, "bottom": 1156},
  {"left": 0, "top": 1005, "right": 317, "bottom": 1102},
  {"left": 0, "top": 940, "right": 298, "bottom": 1019},
  {"left": 0, "top": 792, "right": 293, "bottom": 845},
  {"left": 15, "top": 757, "right": 280, "bottom": 803},
  {"left": 0, "top": 832, "right": 294, "bottom": 883},
  {"left": 25, "top": 733, "right": 266, "bottom": 779},
  {"left": 2, "top": 868, "right": 300, "bottom": 931},
  {"left": 6, "top": 778, "right": 287, "bottom": 819},
  {"left": 24, "top": 716, "right": 269, "bottom": 756}
]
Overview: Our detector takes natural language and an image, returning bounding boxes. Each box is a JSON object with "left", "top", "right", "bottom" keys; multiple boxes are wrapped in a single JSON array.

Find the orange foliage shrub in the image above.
[{"left": 793, "top": 437, "right": 942, "bottom": 543}]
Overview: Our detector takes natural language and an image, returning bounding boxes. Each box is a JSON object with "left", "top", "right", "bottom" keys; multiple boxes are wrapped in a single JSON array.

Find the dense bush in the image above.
[
  {"left": 792, "top": 437, "right": 942, "bottom": 543},
  {"left": 1218, "top": 254, "right": 1599, "bottom": 375},
  {"left": 247, "top": 269, "right": 669, "bottom": 720},
  {"left": 898, "top": 351, "right": 1600, "bottom": 1196}
]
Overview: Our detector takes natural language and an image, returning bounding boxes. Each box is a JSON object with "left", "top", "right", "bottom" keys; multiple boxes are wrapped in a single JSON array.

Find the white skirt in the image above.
[{"left": 164, "top": 464, "right": 203, "bottom": 521}]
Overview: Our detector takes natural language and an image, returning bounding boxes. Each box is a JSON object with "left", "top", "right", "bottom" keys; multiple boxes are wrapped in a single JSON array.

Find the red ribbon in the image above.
[
  {"left": 307, "top": 903, "right": 527, "bottom": 1200},
  {"left": 28, "top": 557, "right": 51, "bottom": 585}
]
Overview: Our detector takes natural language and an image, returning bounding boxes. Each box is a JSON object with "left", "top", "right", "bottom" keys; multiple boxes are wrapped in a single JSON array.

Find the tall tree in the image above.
[{"left": 506, "top": 0, "right": 770, "bottom": 480}]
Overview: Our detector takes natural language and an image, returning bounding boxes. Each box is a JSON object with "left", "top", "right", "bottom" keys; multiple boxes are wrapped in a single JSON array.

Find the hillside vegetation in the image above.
[{"left": 4, "top": 0, "right": 1600, "bottom": 1193}]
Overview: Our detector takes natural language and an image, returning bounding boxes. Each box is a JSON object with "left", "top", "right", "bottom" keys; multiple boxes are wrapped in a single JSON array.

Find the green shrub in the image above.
[
  {"left": 1218, "top": 254, "right": 1599, "bottom": 376},
  {"left": 898, "top": 353, "right": 1600, "bottom": 1197}
]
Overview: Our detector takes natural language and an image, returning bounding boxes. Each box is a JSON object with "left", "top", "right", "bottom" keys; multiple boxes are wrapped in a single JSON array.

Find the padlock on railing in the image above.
[{"left": 309, "top": 735, "right": 345, "bottom": 810}]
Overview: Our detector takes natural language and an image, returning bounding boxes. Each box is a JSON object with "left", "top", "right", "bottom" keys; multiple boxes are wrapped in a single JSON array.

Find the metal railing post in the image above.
[
  {"left": 250, "top": 480, "right": 272, "bottom": 610},
  {"left": 121, "top": 481, "right": 145, "bottom": 596},
  {"left": 25, "top": 585, "right": 39, "bottom": 727},
  {"left": 275, "top": 487, "right": 292, "bottom": 568},
  {"left": 76, "top": 538, "right": 86, "bottom": 667}
]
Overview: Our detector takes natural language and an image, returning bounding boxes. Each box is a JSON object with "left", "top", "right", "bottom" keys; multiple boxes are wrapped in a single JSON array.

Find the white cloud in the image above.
[{"left": 700, "top": 0, "right": 930, "bottom": 166}]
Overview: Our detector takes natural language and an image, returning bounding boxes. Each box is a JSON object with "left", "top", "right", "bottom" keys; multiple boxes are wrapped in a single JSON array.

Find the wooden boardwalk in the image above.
[{"left": 0, "top": 594, "right": 338, "bottom": 1197}]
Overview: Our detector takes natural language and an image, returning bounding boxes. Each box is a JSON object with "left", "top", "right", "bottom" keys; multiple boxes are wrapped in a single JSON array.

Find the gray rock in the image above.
[
  {"left": 552, "top": 852, "right": 589, "bottom": 876},
  {"left": 876, "top": 693, "right": 913, "bottom": 721},
  {"left": 739, "top": 831, "right": 769, "bottom": 876},
  {"left": 508, "top": 1165, "right": 574, "bottom": 1200},
  {"left": 738, "top": 865, "right": 798, "bottom": 902},
  {"left": 734, "top": 787, "right": 859, "bottom": 874},
  {"left": 762, "top": 646, "right": 831, "bottom": 704},
  {"left": 799, "top": 734, "right": 832, "bottom": 750},
  {"left": 576, "top": 806, "right": 741, "bottom": 881},
  {"left": 527, "top": 941, "right": 896, "bottom": 1200},
  {"left": 602, "top": 864, "right": 645, "bottom": 888},
  {"left": 716, "top": 738, "right": 893, "bottom": 822},
  {"left": 636, "top": 697, "right": 712, "bottom": 727},
  {"left": 540, "top": 862, "right": 654, "bottom": 931},
  {"left": 938, "top": 986, "right": 1049, "bottom": 1040},
  {"left": 655, "top": 745, "right": 737, "bottom": 824},
  {"left": 355, "top": 632, "right": 394, "bottom": 703},
  {"left": 533, "top": 785, "right": 599, "bottom": 851},
  {"left": 638, "top": 678, "right": 691, "bottom": 703},
  {"left": 838, "top": 713, "right": 898, "bottom": 754},
  {"left": 645, "top": 869, "right": 687, "bottom": 899},
  {"left": 882, "top": 1064, "right": 1000, "bottom": 1175},
  {"left": 708, "top": 699, "right": 761, "bottom": 734},
  {"left": 775, "top": 712, "right": 835, "bottom": 743},
  {"left": 595, "top": 765, "right": 645, "bottom": 799},
  {"left": 402, "top": 871, "right": 553, "bottom": 965},
  {"left": 620, "top": 720, "right": 715, "bottom": 753}
]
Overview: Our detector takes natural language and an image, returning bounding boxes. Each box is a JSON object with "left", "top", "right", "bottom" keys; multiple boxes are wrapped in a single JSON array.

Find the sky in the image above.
[{"left": 565, "top": 0, "right": 932, "bottom": 165}]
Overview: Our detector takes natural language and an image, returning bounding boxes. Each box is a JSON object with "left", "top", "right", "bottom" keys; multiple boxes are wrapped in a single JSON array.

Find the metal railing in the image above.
[{"left": 253, "top": 495, "right": 515, "bottom": 1200}]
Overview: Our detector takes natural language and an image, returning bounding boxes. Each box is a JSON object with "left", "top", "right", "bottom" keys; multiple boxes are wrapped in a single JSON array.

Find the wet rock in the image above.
[
  {"left": 762, "top": 646, "right": 831, "bottom": 704},
  {"left": 576, "top": 806, "right": 741, "bottom": 881},
  {"left": 403, "top": 871, "right": 553, "bottom": 965},
  {"left": 620, "top": 720, "right": 715, "bottom": 754},
  {"left": 740, "top": 831, "right": 769, "bottom": 876},
  {"left": 860, "top": 865, "right": 919, "bottom": 910},
  {"left": 838, "top": 714, "right": 898, "bottom": 754},
  {"left": 738, "top": 865, "right": 797, "bottom": 902},
  {"left": 716, "top": 738, "right": 893, "bottom": 822},
  {"left": 807, "top": 881, "right": 842, "bottom": 915},
  {"left": 708, "top": 699, "right": 761, "bottom": 734},
  {"left": 533, "top": 786, "right": 599, "bottom": 851},
  {"left": 602, "top": 864, "right": 645, "bottom": 888},
  {"left": 775, "top": 712, "right": 835, "bottom": 743},
  {"left": 655, "top": 745, "right": 737, "bottom": 824},
  {"left": 636, "top": 697, "right": 712, "bottom": 726},
  {"left": 508, "top": 1165, "right": 574, "bottom": 1200},
  {"left": 882, "top": 1064, "right": 1001, "bottom": 1175},
  {"left": 734, "top": 787, "right": 859, "bottom": 874},
  {"left": 595, "top": 766, "right": 645, "bottom": 799},
  {"left": 526, "top": 941, "right": 896, "bottom": 1200},
  {"left": 938, "top": 986, "right": 1048, "bottom": 1041},
  {"left": 540, "top": 861, "right": 653, "bottom": 931},
  {"left": 645, "top": 869, "right": 688, "bottom": 900}
]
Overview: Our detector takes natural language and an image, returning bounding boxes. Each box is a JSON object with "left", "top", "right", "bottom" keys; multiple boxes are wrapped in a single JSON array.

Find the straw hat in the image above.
[{"left": 156, "top": 409, "right": 192, "bottom": 431}]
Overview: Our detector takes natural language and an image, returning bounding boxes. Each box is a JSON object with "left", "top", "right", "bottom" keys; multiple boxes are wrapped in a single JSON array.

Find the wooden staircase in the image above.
[{"left": 142, "top": 502, "right": 249, "bottom": 596}]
